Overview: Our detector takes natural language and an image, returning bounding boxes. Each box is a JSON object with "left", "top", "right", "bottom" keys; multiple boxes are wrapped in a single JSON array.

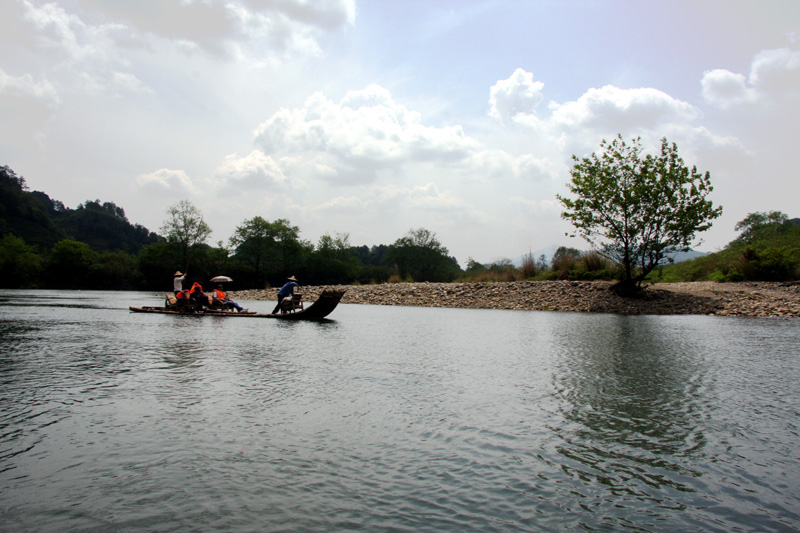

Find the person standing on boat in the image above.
[
  {"left": 271, "top": 276, "right": 299, "bottom": 314},
  {"left": 173, "top": 271, "right": 187, "bottom": 295},
  {"left": 212, "top": 285, "right": 246, "bottom": 313}
]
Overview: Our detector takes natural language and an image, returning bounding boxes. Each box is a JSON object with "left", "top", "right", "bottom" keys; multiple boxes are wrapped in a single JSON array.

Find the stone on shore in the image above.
[{"left": 232, "top": 280, "right": 800, "bottom": 317}]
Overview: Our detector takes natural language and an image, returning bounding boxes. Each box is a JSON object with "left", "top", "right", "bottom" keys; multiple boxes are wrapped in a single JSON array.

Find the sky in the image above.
[{"left": 2, "top": 0, "right": 799, "bottom": 265}]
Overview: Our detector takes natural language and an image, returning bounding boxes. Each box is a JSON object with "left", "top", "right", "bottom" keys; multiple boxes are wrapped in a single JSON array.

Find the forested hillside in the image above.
[{"left": 1, "top": 166, "right": 159, "bottom": 254}]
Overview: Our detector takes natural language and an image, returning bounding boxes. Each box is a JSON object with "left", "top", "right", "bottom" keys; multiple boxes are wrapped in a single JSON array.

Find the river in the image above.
[{"left": 1, "top": 290, "right": 798, "bottom": 531}]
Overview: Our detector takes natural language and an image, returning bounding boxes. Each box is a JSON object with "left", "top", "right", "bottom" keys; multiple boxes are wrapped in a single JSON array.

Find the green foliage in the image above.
[
  {"left": 733, "top": 211, "right": 789, "bottom": 245},
  {"left": 384, "top": 228, "right": 461, "bottom": 282},
  {"left": 558, "top": 135, "right": 722, "bottom": 292},
  {"left": 736, "top": 246, "right": 799, "bottom": 281},
  {"left": 46, "top": 239, "right": 98, "bottom": 288},
  {"left": 137, "top": 241, "right": 182, "bottom": 289},
  {"left": 160, "top": 200, "right": 212, "bottom": 268},
  {"left": 309, "top": 232, "right": 362, "bottom": 284},
  {"left": 0, "top": 234, "right": 43, "bottom": 288},
  {"left": 91, "top": 251, "right": 143, "bottom": 290},
  {"left": 0, "top": 166, "right": 65, "bottom": 250},
  {"left": 653, "top": 211, "right": 800, "bottom": 282},
  {"left": 229, "top": 216, "right": 307, "bottom": 286},
  {"left": 56, "top": 200, "right": 159, "bottom": 254},
  {"left": 551, "top": 246, "right": 582, "bottom": 279}
]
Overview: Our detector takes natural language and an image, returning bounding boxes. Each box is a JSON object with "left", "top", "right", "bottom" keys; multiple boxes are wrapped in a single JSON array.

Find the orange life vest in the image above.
[{"left": 213, "top": 289, "right": 227, "bottom": 300}]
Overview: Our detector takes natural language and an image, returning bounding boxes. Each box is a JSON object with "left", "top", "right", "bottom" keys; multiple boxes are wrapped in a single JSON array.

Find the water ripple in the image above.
[{"left": 1, "top": 293, "right": 799, "bottom": 531}]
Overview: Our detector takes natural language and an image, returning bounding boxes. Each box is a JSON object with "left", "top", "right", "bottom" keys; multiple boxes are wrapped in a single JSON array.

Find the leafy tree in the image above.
[
  {"left": 732, "top": 211, "right": 790, "bottom": 245},
  {"left": 137, "top": 241, "right": 182, "bottom": 290},
  {"left": 271, "top": 219, "right": 307, "bottom": 274},
  {"left": 385, "top": 228, "right": 461, "bottom": 282},
  {"left": 558, "top": 135, "right": 722, "bottom": 293},
  {"left": 0, "top": 234, "right": 42, "bottom": 288},
  {"left": 736, "top": 246, "right": 799, "bottom": 281},
  {"left": 91, "top": 251, "right": 143, "bottom": 290},
  {"left": 46, "top": 239, "right": 97, "bottom": 288},
  {"left": 229, "top": 216, "right": 275, "bottom": 280},
  {"left": 311, "top": 232, "right": 361, "bottom": 284},
  {"left": 160, "top": 200, "right": 212, "bottom": 271},
  {"left": 229, "top": 217, "right": 306, "bottom": 286}
]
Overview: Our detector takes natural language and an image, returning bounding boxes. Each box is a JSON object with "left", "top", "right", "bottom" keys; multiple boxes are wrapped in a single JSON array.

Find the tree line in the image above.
[
  {"left": 0, "top": 166, "right": 462, "bottom": 290},
  {"left": 3, "top": 134, "right": 798, "bottom": 292}
]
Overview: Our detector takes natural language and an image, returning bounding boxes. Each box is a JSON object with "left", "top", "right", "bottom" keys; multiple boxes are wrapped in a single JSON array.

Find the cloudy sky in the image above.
[{"left": 2, "top": 0, "right": 799, "bottom": 264}]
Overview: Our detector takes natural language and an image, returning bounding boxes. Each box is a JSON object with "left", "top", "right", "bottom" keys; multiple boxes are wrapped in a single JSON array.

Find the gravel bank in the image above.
[{"left": 233, "top": 281, "right": 800, "bottom": 317}]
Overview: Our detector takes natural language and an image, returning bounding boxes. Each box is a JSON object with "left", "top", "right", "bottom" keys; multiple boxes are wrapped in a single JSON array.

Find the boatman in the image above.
[
  {"left": 173, "top": 271, "right": 187, "bottom": 295},
  {"left": 271, "top": 276, "right": 299, "bottom": 314}
]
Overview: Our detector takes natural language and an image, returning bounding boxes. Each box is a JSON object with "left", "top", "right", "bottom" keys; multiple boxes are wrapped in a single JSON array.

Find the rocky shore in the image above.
[{"left": 232, "top": 280, "right": 800, "bottom": 317}]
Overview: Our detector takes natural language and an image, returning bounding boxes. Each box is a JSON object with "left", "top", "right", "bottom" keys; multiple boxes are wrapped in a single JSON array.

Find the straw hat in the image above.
[
  {"left": 288, "top": 276, "right": 298, "bottom": 282},
  {"left": 174, "top": 271, "right": 183, "bottom": 276}
]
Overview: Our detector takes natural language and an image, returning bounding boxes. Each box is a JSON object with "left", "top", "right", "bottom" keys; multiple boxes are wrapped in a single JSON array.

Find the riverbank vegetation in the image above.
[{"left": 2, "top": 162, "right": 798, "bottom": 291}]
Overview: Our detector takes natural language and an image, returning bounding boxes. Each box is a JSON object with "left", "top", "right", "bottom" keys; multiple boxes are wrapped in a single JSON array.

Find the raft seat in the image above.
[
  {"left": 289, "top": 293, "right": 304, "bottom": 311},
  {"left": 281, "top": 293, "right": 304, "bottom": 313},
  {"left": 165, "top": 293, "right": 177, "bottom": 306}
]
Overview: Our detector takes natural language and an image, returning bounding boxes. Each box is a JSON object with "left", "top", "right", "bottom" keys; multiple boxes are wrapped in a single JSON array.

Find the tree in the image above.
[
  {"left": 557, "top": 135, "right": 722, "bottom": 293},
  {"left": 46, "top": 239, "right": 97, "bottom": 288},
  {"left": 312, "top": 232, "right": 361, "bottom": 284},
  {"left": 0, "top": 234, "right": 42, "bottom": 288},
  {"left": 160, "top": 200, "right": 212, "bottom": 270},
  {"left": 229, "top": 217, "right": 306, "bottom": 286},
  {"left": 385, "top": 228, "right": 461, "bottom": 282},
  {"left": 229, "top": 216, "right": 276, "bottom": 280},
  {"left": 733, "top": 211, "right": 790, "bottom": 245}
]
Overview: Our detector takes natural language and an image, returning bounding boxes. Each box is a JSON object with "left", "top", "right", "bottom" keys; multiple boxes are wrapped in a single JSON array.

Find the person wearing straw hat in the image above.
[
  {"left": 271, "top": 276, "right": 299, "bottom": 314},
  {"left": 173, "top": 270, "right": 187, "bottom": 294}
]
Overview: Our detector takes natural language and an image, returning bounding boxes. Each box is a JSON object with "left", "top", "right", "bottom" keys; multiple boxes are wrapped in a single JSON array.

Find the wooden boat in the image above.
[{"left": 129, "top": 289, "right": 347, "bottom": 320}]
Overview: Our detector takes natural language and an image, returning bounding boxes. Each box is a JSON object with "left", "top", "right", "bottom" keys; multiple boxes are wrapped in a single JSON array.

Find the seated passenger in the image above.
[
  {"left": 212, "top": 285, "right": 246, "bottom": 312},
  {"left": 175, "top": 289, "right": 191, "bottom": 307},
  {"left": 189, "top": 282, "right": 209, "bottom": 310}
]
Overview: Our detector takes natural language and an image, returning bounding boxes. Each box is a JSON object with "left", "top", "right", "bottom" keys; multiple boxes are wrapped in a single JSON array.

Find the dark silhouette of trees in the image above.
[{"left": 385, "top": 228, "right": 460, "bottom": 282}]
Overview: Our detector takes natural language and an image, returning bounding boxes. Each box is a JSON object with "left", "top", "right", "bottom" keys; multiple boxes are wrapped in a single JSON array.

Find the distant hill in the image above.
[{"left": 0, "top": 165, "right": 160, "bottom": 254}]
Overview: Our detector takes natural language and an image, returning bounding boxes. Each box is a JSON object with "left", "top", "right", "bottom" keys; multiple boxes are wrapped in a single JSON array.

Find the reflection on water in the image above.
[{"left": 1, "top": 290, "right": 799, "bottom": 532}]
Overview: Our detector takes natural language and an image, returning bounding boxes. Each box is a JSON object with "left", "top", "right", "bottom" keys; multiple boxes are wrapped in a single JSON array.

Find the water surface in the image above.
[{"left": 1, "top": 290, "right": 798, "bottom": 531}]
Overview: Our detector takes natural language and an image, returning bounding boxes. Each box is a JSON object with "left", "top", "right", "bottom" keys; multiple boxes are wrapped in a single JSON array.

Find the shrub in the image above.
[
  {"left": 582, "top": 251, "right": 608, "bottom": 272},
  {"left": 737, "top": 246, "right": 799, "bottom": 281},
  {"left": 520, "top": 252, "right": 538, "bottom": 278}
]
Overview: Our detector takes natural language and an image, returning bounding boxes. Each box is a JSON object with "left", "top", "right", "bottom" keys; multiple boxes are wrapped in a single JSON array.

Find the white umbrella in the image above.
[{"left": 210, "top": 275, "right": 233, "bottom": 283}]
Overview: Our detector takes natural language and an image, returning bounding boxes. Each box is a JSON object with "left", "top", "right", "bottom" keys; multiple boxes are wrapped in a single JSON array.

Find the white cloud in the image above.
[
  {"left": 548, "top": 85, "right": 699, "bottom": 134},
  {"left": 489, "top": 68, "right": 710, "bottom": 160},
  {"left": 0, "top": 68, "right": 60, "bottom": 148},
  {"left": 466, "top": 149, "right": 558, "bottom": 183},
  {"left": 0, "top": 68, "right": 59, "bottom": 104},
  {"left": 703, "top": 47, "right": 800, "bottom": 109},
  {"left": 749, "top": 48, "right": 800, "bottom": 95},
  {"left": 75, "top": 0, "right": 355, "bottom": 58},
  {"left": 701, "top": 69, "right": 756, "bottom": 109},
  {"left": 489, "top": 68, "right": 545, "bottom": 122},
  {"left": 136, "top": 168, "right": 197, "bottom": 196},
  {"left": 214, "top": 150, "right": 288, "bottom": 191},
  {"left": 253, "top": 85, "right": 483, "bottom": 184}
]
